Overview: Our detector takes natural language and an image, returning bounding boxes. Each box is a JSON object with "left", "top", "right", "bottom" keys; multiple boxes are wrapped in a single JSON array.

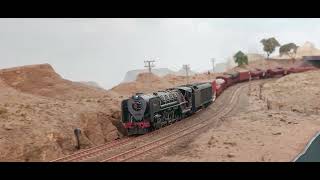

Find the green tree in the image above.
[
  {"left": 279, "top": 43, "right": 298, "bottom": 63},
  {"left": 260, "top": 37, "right": 281, "bottom": 59},
  {"left": 234, "top": 51, "right": 248, "bottom": 67}
]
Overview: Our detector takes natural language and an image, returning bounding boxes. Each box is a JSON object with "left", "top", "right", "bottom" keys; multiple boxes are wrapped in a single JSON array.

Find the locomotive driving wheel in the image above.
[
  {"left": 153, "top": 116, "right": 161, "bottom": 130},
  {"left": 161, "top": 120, "right": 168, "bottom": 127},
  {"left": 174, "top": 112, "right": 179, "bottom": 122},
  {"left": 171, "top": 113, "right": 177, "bottom": 124}
]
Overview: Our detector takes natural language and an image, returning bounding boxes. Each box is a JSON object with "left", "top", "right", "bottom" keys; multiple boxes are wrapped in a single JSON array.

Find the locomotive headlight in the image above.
[{"left": 132, "top": 101, "right": 142, "bottom": 111}]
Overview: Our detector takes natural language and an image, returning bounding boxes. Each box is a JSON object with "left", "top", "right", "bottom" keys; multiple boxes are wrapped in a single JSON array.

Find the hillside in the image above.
[
  {"left": 122, "top": 68, "right": 175, "bottom": 82},
  {"left": 0, "top": 64, "right": 122, "bottom": 161},
  {"left": 214, "top": 62, "right": 228, "bottom": 73},
  {"left": 174, "top": 66, "right": 197, "bottom": 76},
  {"left": 79, "top": 81, "right": 103, "bottom": 89},
  {"left": 122, "top": 67, "right": 199, "bottom": 83},
  {"left": 262, "top": 70, "right": 320, "bottom": 113}
]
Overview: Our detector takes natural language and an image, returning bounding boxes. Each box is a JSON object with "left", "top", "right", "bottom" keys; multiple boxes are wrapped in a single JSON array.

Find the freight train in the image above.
[{"left": 121, "top": 66, "right": 317, "bottom": 136}]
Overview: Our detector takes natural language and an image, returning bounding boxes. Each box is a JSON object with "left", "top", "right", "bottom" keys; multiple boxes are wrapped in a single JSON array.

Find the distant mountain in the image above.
[
  {"left": 123, "top": 68, "right": 175, "bottom": 82},
  {"left": 214, "top": 62, "right": 228, "bottom": 73},
  {"left": 200, "top": 62, "right": 227, "bottom": 73},
  {"left": 122, "top": 66, "right": 202, "bottom": 83},
  {"left": 174, "top": 66, "right": 197, "bottom": 76},
  {"left": 79, "top": 81, "right": 103, "bottom": 89}
]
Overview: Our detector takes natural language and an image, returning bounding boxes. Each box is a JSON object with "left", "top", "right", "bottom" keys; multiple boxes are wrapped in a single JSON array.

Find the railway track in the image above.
[
  {"left": 51, "top": 82, "right": 248, "bottom": 162},
  {"left": 51, "top": 111, "right": 204, "bottom": 162},
  {"left": 50, "top": 137, "right": 132, "bottom": 162}
]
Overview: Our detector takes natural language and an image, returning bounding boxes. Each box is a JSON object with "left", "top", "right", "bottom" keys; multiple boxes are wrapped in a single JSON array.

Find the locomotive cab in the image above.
[
  {"left": 181, "top": 83, "right": 213, "bottom": 113},
  {"left": 176, "top": 86, "right": 193, "bottom": 113}
]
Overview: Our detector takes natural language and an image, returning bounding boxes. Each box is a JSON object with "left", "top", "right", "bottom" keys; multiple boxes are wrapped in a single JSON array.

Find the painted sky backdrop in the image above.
[{"left": 0, "top": 18, "right": 319, "bottom": 89}]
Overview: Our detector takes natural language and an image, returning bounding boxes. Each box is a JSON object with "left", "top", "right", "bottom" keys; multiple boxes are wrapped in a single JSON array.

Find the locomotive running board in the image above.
[{"left": 182, "top": 108, "right": 192, "bottom": 114}]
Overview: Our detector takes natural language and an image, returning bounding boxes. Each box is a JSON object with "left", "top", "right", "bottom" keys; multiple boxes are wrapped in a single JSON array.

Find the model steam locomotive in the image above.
[{"left": 121, "top": 82, "right": 215, "bottom": 135}]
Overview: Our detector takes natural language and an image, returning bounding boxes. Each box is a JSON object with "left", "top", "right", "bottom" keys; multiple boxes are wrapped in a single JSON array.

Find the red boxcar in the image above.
[
  {"left": 266, "top": 67, "right": 286, "bottom": 78},
  {"left": 250, "top": 68, "right": 265, "bottom": 79},
  {"left": 288, "top": 66, "right": 317, "bottom": 73},
  {"left": 211, "top": 80, "right": 217, "bottom": 95},
  {"left": 216, "top": 72, "right": 239, "bottom": 87},
  {"left": 217, "top": 84, "right": 226, "bottom": 96},
  {"left": 214, "top": 78, "right": 227, "bottom": 97},
  {"left": 215, "top": 75, "right": 230, "bottom": 87},
  {"left": 238, "top": 71, "right": 251, "bottom": 82}
]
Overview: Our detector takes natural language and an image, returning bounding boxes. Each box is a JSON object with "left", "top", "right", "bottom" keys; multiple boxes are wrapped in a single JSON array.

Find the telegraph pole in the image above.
[
  {"left": 248, "top": 71, "right": 251, "bottom": 96},
  {"left": 211, "top": 58, "right": 215, "bottom": 72},
  {"left": 144, "top": 60, "right": 155, "bottom": 74},
  {"left": 183, "top": 64, "right": 190, "bottom": 85},
  {"left": 144, "top": 60, "right": 156, "bottom": 92}
]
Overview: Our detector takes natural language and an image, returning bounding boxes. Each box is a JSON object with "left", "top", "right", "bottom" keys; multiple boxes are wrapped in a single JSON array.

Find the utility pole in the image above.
[
  {"left": 183, "top": 64, "right": 190, "bottom": 85},
  {"left": 211, "top": 58, "right": 215, "bottom": 72},
  {"left": 144, "top": 60, "right": 156, "bottom": 92},
  {"left": 248, "top": 71, "right": 251, "bottom": 96},
  {"left": 144, "top": 60, "right": 155, "bottom": 74}
]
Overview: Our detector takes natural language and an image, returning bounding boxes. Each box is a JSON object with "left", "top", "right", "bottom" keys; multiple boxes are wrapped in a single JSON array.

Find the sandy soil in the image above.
[{"left": 140, "top": 70, "right": 320, "bottom": 162}]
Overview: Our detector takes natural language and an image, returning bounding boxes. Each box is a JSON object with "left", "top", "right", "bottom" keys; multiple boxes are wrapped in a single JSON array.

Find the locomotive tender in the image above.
[{"left": 121, "top": 65, "right": 317, "bottom": 136}]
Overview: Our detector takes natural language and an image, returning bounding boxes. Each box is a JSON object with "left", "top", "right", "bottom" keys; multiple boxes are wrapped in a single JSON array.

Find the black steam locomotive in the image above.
[{"left": 121, "top": 82, "right": 215, "bottom": 135}]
